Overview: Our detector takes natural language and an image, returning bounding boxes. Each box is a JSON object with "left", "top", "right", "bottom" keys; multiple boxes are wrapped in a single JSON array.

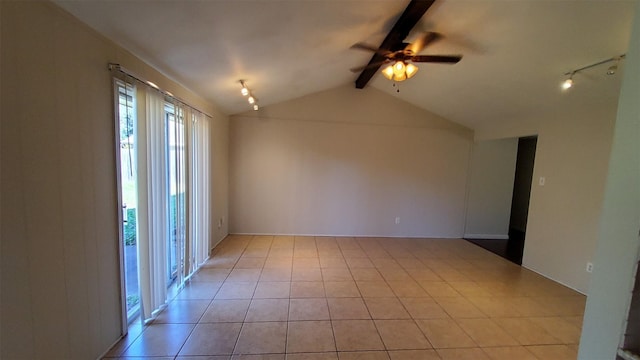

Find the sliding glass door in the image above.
[{"left": 115, "top": 81, "right": 140, "bottom": 323}]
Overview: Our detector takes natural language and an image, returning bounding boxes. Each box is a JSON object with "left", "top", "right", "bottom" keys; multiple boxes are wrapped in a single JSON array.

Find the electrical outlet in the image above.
[
  {"left": 539, "top": 176, "right": 546, "bottom": 186},
  {"left": 395, "top": 217, "right": 400, "bottom": 225},
  {"left": 218, "top": 218, "right": 222, "bottom": 229},
  {"left": 586, "top": 262, "right": 594, "bottom": 273}
]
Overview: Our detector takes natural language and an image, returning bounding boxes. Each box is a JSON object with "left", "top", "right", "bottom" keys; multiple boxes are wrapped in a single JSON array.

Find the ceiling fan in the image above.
[{"left": 350, "top": 31, "right": 462, "bottom": 82}]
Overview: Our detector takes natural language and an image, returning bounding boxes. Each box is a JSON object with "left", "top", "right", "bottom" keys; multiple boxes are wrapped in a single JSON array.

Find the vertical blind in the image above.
[{"left": 113, "top": 72, "right": 212, "bottom": 323}]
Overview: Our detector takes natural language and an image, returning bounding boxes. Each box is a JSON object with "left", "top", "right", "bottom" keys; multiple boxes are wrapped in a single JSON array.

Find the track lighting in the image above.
[
  {"left": 238, "top": 80, "right": 259, "bottom": 110},
  {"left": 562, "top": 74, "right": 574, "bottom": 90},
  {"left": 561, "top": 54, "right": 625, "bottom": 90},
  {"left": 607, "top": 58, "right": 620, "bottom": 75}
]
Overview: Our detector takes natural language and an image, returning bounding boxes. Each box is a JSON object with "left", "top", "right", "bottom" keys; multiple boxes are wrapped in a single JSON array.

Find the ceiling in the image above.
[{"left": 54, "top": 0, "right": 637, "bottom": 129}]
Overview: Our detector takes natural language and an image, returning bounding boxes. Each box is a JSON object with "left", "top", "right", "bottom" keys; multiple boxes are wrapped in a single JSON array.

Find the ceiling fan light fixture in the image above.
[
  {"left": 380, "top": 61, "right": 417, "bottom": 82},
  {"left": 248, "top": 96, "right": 255, "bottom": 104},
  {"left": 253, "top": 104, "right": 259, "bottom": 111},
  {"left": 381, "top": 65, "right": 395, "bottom": 80},
  {"left": 241, "top": 87, "right": 249, "bottom": 96},
  {"left": 393, "top": 61, "right": 406, "bottom": 77},
  {"left": 405, "top": 63, "right": 418, "bottom": 79}
]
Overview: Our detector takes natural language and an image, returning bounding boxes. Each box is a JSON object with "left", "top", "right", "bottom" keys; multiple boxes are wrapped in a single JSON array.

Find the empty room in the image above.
[{"left": 2, "top": 1, "right": 639, "bottom": 360}]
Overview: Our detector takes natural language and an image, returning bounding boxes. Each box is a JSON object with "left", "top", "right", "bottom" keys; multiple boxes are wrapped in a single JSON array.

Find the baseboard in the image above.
[
  {"left": 464, "top": 233, "right": 509, "bottom": 240},
  {"left": 521, "top": 264, "right": 587, "bottom": 295},
  {"left": 229, "top": 232, "right": 463, "bottom": 239}
]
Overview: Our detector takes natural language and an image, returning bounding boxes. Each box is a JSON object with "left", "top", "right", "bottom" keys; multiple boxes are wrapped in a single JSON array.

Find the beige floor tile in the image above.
[
  {"left": 387, "top": 281, "right": 430, "bottom": 297},
  {"left": 345, "top": 257, "right": 375, "bottom": 269},
  {"left": 259, "top": 268, "right": 292, "bottom": 282},
  {"left": 228, "top": 269, "right": 262, "bottom": 282},
  {"left": 375, "top": 320, "right": 432, "bottom": 350},
  {"left": 320, "top": 256, "right": 348, "bottom": 268},
  {"left": 418, "top": 282, "right": 460, "bottom": 297},
  {"left": 268, "top": 248, "right": 294, "bottom": 258},
  {"left": 154, "top": 299, "right": 210, "bottom": 323},
  {"left": 287, "top": 353, "right": 338, "bottom": 360},
  {"left": 436, "top": 348, "right": 490, "bottom": 360},
  {"left": 324, "top": 281, "right": 361, "bottom": 297},
  {"left": 407, "top": 269, "right": 441, "bottom": 281},
  {"left": 293, "top": 256, "right": 320, "bottom": 268},
  {"left": 178, "top": 323, "right": 241, "bottom": 356},
  {"left": 482, "top": 346, "right": 538, "bottom": 360},
  {"left": 235, "top": 257, "right": 266, "bottom": 269},
  {"left": 332, "top": 320, "right": 385, "bottom": 351},
  {"left": 341, "top": 249, "right": 368, "bottom": 258},
  {"left": 234, "top": 322, "right": 287, "bottom": 354},
  {"left": 529, "top": 317, "right": 581, "bottom": 344},
  {"left": 400, "top": 298, "right": 449, "bottom": 319},
  {"left": 244, "top": 248, "right": 270, "bottom": 258},
  {"left": 328, "top": 298, "right": 371, "bottom": 319},
  {"left": 201, "top": 299, "right": 250, "bottom": 323},
  {"left": 289, "top": 298, "right": 330, "bottom": 320},
  {"left": 337, "top": 351, "right": 390, "bottom": 359},
  {"left": 123, "top": 323, "right": 195, "bottom": 357},
  {"left": 492, "top": 318, "right": 561, "bottom": 345},
  {"left": 356, "top": 281, "right": 395, "bottom": 297},
  {"left": 290, "top": 281, "right": 325, "bottom": 298},
  {"left": 176, "top": 281, "right": 222, "bottom": 300},
  {"left": 294, "top": 249, "right": 319, "bottom": 258},
  {"left": 456, "top": 319, "right": 519, "bottom": 347},
  {"left": 178, "top": 355, "right": 230, "bottom": 360},
  {"left": 415, "top": 319, "right": 476, "bottom": 349},
  {"left": 387, "top": 349, "right": 441, "bottom": 360},
  {"left": 292, "top": 267, "right": 323, "bottom": 281},
  {"left": 287, "top": 321, "right": 336, "bottom": 353},
  {"left": 191, "top": 268, "right": 231, "bottom": 282},
  {"left": 466, "top": 297, "right": 522, "bottom": 317},
  {"left": 372, "top": 258, "right": 401, "bottom": 269},
  {"left": 245, "top": 299, "right": 289, "bottom": 322},
  {"left": 531, "top": 296, "right": 586, "bottom": 316},
  {"left": 526, "top": 344, "right": 578, "bottom": 360},
  {"left": 232, "top": 354, "right": 284, "bottom": 360},
  {"left": 506, "top": 297, "right": 555, "bottom": 317},
  {"left": 322, "top": 268, "right": 354, "bottom": 281},
  {"left": 378, "top": 268, "right": 412, "bottom": 282},
  {"left": 215, "top": 282, "right": 257, "bottom": 299},
  {"left": 264, "top": 257, "right": 293, "bottom": 269},
  {"left": 448, "top": 282, "right": 492, "bottom": 297},
  {"left": 350, "top": 268, "right": 383, "bottom": 281},
  {"left": 253, "top": 281, "right": 291, "bottom": 299},
  {"left": 364, "top": 298, "right": 411, "bottom": 319},
  {"left": 433, "top": 297, "right": 486, "bottom": 318}
]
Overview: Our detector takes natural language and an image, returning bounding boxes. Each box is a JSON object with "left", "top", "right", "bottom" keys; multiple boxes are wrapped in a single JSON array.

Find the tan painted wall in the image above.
[
  {"left": 0, "top": 2, "right": 229, "bottom": 358},
  {"left": 475, "top": 94, "right": 618, "bottom": 294},
  {"left": 464, "top": 138, "right": 518, "bottom": 239},
  {"left": 229, "top": 85, "right": 473, "bottom": 238},
  {"left": 579, "top": 1, "right": 640, "bottom": 357}
]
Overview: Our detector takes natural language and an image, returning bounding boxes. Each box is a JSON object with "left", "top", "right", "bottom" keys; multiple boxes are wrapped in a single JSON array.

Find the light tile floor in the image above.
[{"left": 104, "top": 235, "right": 585, "bottom": 360}]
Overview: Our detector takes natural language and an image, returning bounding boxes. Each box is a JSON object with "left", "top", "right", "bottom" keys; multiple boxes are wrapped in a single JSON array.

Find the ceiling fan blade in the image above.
[
  {"left": 405, "top": 32, "right": 442, "bottom": 55},
  {"left": 410, "top": 55, "right": 462, "bottom": 63},
  {"left": 350, "top": 42, "right": 391, "bottom": 56},
  {"left": 350, "top": 60, "right": 389, "bottom": 73}
]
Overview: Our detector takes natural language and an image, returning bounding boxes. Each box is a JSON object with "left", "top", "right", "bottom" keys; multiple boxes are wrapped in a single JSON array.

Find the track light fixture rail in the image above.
[
  {"left": 239, "top": 79, "right": 259, "bottom": 111},
  {"left": 561, "top": 54, "right": 626, "bottom": 90}
]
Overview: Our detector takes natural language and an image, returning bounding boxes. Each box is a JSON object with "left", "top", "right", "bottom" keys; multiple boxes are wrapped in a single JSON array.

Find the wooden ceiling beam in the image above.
[{"left": 355, "top": 0, "right": 435, "bottom": 89}]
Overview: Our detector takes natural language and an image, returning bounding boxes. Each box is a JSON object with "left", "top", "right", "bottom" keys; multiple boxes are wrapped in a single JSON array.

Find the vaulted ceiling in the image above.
[{"left": 55, "top": 0, "right": 636, "bottom": 129}]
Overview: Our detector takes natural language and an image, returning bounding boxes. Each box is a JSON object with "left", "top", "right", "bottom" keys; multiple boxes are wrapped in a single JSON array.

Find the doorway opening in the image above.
[{"left": 506, "top": 136, "right": 537, "bottom": 264}]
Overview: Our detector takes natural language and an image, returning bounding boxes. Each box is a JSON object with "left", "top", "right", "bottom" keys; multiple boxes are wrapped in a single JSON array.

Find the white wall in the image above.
[
  {"left": 464, "top": 138, "right": 518, "bottom": 239},
  {"left": 579, "top": 1, "right": 640, "bottom": 358},
  {"left": 0, "top": 2, "right": 228, "bottom": 358},
  {"left": 475, "top": 90, "right": 618, "bottom": 294},
  {"left": 229, "top": 85, "right": 473, "bottom": 238}
]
